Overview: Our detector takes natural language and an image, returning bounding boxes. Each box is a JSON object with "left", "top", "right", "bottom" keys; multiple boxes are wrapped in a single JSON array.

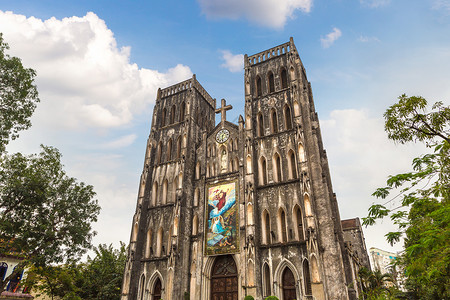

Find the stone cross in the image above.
[{"left": 215, "top": 98, "right": 233, "bottom": 123}]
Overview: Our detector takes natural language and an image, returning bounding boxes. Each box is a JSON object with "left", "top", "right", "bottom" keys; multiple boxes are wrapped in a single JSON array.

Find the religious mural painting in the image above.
[{"left": 205, "top": 180, "right": 239, "bottom": 255}]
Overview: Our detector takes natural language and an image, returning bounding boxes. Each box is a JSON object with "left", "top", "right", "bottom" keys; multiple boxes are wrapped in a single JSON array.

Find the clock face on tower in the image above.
[{"left": 216, "top": 129, "right": 230, "bottom": 144}]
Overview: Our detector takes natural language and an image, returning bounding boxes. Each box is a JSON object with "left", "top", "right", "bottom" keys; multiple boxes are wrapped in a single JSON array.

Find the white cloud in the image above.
[
  {"left": 358, "top": 35, "right": 380, "bottom": 43},
  {"left": 432, "top": 0, "right": 450, "bottom": 12},
  {"left": 0, "top": 11, "right": 192, "bottom": 130},
  {"left": 320, "top": 27, "right": 342, "bottom": 48},
  {"left": 320, "top": 109, "right": 426, "bottom": 252},
  {"left": 197, "top": 0, "right": 312, "bottom": 29},
  {"left": 99, "top": 134, "right": 137, "bottom": 149},
  {"left": 359, "top": 0, "right": 391, "bottom": 8},
  {"left": 220, "top": 50, "right": 244, "bottom": 72}
]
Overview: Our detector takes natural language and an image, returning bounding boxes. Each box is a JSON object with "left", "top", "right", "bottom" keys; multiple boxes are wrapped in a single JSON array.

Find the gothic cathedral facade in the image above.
[{"left": 122, "top": 38, "right": 369, "bottom": 300}]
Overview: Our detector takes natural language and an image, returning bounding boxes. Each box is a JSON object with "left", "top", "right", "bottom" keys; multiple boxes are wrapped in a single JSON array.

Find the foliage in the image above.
[
  {"left": 264, "top": 296, "right": 279, "bottom": 300},
  {"left": 358, "top": 267, "right": 397, "bottom": 299},
  {"left": 244, "top": 296, "right": 255, "bottom": 300},
  {"left": 363, "top": 94, "right": 450, "bottom": 299},
  {"left": 0, "top": 145, "right": 100, "bottom": 291},
  {"left": 0, "top": 33, "right": 40, "bottom": 153},
  {"left": 31, "top": 243, "right": 127, "bottom": 300}
]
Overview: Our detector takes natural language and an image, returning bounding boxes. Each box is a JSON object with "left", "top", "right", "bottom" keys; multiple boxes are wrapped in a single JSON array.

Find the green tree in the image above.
[
  {"left": 0, "top": 33, "right": 40, "bottom": 153},
  {"left": 363, "top": 95, "right": 450, "bottom": 299},
  {"left": 0, "top": 145, "right": 100, "bottom": 292},
  {"left": 31, "top": 243, "right": 127, "bottom": 300}
]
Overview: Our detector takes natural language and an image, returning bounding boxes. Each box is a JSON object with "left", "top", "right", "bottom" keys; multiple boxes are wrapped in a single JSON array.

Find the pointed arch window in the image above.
[
  {"left": 145, "top": 229, "right": 153, "bottom": 258},
  {"left": 282, "top": 267, "right": 296, "bottom": 300},
  {"left": 279, "top": 208, "right": 287, "bottom": 243},
  {"left": 194, "top": 188, "right": 199, "bottom": 207},
  {"left": 139, "top": 275, "right": 146, "bottom": 300},
  {"left": 268, "top": 71, "right": 275, "bottom": 93},
  {"left": 284, "top": 104, "right": 293, "bottom": 130},
  {"left": 156, "top": 227, "right": 163, "bottom": 256},
  {"left": 256, "top": 75, "right": 262, "bottom": 96},
  {"left": 170, "top": 105, "right": 176, "bottom": 124},
  {"left": 156, "top": 142, "right": 162, "bottom": 164},
  {"left": 273, "top": 153, "right": 282, "bottom": 182},
  {"left": 303, "top": 260, "right": 312, "bottom": 296},
  {"left": 281, "top": 68, "right": 288, "bottom": 89},
  {"left": 151, "top": 182, "right": 158, "bottom": 206},
  {"left": 162, "top": 179, "right": 168, "bottom": 205},
  {"left": 172, "top": 177, "right": 178, "bottom": 202},
  {"left": 288, "top": 150, "right": 297, "bottom": 179},
  {"left": 161, "top": 108, "right": 166, "bottom": 127},
  {"left": 262, "top": 210, "right": 271, "bottom": 244},
  {"left": 299, "top": 143, "right": 306, "bottom": 162},
  {"left": 257, "top": 113, "right": 264, "bottom": 137},
  {"left": 294, "top": 205, "right": 304, "bottom": 240},
  {"left": 192, "top": 214, "right": 198, "bottom": 235},
  {"left": 176, "top": 136, "right": 182, "bottom": 159},
  {"left": 179, "top": 101, "right": 186, "bottom": 122},
  {"left": 270, "top": 109, "right": 278, "bottom": 134},
  {"left": 259, "top": 157, "right": 267, "bottom": 185},
  {"left": 167, "top": 139, "right": 172, "bottom": 161},
  {"left": 263, "top": 263, "right": 271, "bottom": 297}
]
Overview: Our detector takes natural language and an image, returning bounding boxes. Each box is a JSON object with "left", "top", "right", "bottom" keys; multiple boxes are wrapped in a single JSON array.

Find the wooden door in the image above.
[
  {"left": 282, "top": 267, "right": 297, "bottom": 300},
  {"left": 210, "top": 255, "right": 238, "bottom": 300}
]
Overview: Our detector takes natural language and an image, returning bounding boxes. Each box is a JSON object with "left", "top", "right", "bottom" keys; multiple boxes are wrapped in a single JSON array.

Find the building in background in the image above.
[
  {"left": 369, "top": 247, "right": 405, "bottom": 291},
  {"left": 122, "top": 38, "right": 369, "bottom": 300}
]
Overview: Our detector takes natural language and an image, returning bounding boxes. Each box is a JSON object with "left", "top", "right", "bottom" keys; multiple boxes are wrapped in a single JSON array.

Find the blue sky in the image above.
[{"left": 1, "top": 0, "right": 449, "bottom": 255}]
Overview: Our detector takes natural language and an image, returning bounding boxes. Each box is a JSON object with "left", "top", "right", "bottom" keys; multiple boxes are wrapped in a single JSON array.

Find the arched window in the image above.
[
  {"left": 206, "top": 163, "right": 210, "bottom": 177},
  {"left": 281, "top": 68, "right": 288, "bottom": 89},
  {"left": 247, "top": 201, "right": 253, "bottom": 225},
  {"left": 263, "top": 263, "right": 271, "bottom": 297},
  {"left": 173, "top": 177, "right": 178, "bottom": 202},
  {"left": 156, "top": 227, "right": 163, "bottom": 256},
  {"left": 145, "top": 229, "right": 152, "bottom": 257},
  {"left": 293, "top": 100, "right": 300, "bottom": 116},
  {"left": 151, "top": 182, "right": 158, "bottom": 206},
  {"left": 246, "top": 155, "right": 252, "bottom": 174},
  {"left": 299, "top": 143, "right": 306, "bottom": 162},
  {"left": 194, "top": 188, "right": 199, "bottom": 207},
  {"left": 179, "top": 101, "right": 185, "bottom": 122},
  {"left": 290, "top": 66, "right": 296, "bottom": 80},
  {"left": 156, "top": 142, "right": 162, "bottom": 164},
  {"left": 287, "top": 150, "right": 297, "bottom": 179},
  {"left": 139, "top": 274, "right": 146, "bottom": 300},
  {"left": 162, "top": 179, "right": 168, "bottom": 205},
  {"left": 259, "top": 157, "right": 267, "bottom": 185},
  {"left": 195, "top": 162, "right": 201, "bottom": 179},
  {"left": 257, "top": 113, "right": 264, "bottom": 137},
  {"left": 303, "top": 260, "right": 312, "bottom": 296},
  {"left": 161, "top": 108, "right": 166, "bottom": 127},
  {"left": 132, "top": 222, "right": 138, "bottom": 242},
  {"left": 304, "top": 194, "right": 312, "bottom": 216},
  {"left": 293, "top": 205, "right": 304, "bottom": 240},
  {"left": 273, "top": 153, "right": 282, "bottom": 182},
  {"left": 278, "top": 208, "right": 287, "bottom": 243},
  {"left": 166, "top": 139, "right": 172, "bottom": 161},
  {"left": 268, "top": 71, "right": 275, "bottom": 93},
  {"left": 170, "top": 105, "right": 176, "bottom": 124},
  {"left": 229, "top": 138, "right": 233, "bottom": 151},
  {"left": 311, "top": 256, "right": 321, "bottom": 283},
  {"left": 176, "top": 136, "right": 182, "bottom": 159},
  {"left": 192, "top": 215, "right": 198, "bottom": 235},
  {"left": 270, "top": 109, "right": 278, "bottom": 134},
  {"left": 256, "top": 75, "right": 262, "bottom": 96},
  {"left": 284, "top": 105, "right": 293, "bottom": 130},
  {"left": 262, "top": 210, "right": 271, "bottom": 244}
]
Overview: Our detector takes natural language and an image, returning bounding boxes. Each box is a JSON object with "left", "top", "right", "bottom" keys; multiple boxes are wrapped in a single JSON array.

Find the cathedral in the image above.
[{"left": 121, "top": 38, "right": 370, "bottom": 300}]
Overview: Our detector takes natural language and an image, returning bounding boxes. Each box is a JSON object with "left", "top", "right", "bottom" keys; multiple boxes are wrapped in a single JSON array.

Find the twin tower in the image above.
[{"left": 121, "top": 38, "right": 369, "bottom": 300}]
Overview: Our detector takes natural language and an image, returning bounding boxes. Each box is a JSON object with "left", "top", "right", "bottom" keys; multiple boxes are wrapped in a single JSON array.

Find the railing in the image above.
[
  {"left": 246, "top": 41, "right": 291, "bottom": 66},
  {"left": 159, "top": 75, "right": 214, "bottom": 106}
]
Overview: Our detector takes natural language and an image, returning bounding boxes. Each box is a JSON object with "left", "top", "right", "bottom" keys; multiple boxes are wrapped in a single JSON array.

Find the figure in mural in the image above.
[{"left": 206, "top": 181, "right": 239, "bottom": 255}]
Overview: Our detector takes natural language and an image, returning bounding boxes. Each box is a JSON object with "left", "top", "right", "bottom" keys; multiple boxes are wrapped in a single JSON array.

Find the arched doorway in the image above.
[
  {"left": 152, "top": 277, "right": 162, "bottom": 300},
  {"left": 282, "top": 267, "right": 297, "bottom": 300},
  {"left": 210, "top": 255, "right": 238, "bottom": 300}
]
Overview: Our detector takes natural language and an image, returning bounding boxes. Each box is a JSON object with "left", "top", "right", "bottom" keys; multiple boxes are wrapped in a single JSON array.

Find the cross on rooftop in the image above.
[{"left": 215, "top": 98, "right": 232, "bottom": 123}]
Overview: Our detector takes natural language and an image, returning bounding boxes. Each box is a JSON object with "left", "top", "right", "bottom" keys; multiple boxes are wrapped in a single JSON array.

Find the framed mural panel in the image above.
[{"left": 205, "top": 180, "right": 239, "bottom": 255}]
